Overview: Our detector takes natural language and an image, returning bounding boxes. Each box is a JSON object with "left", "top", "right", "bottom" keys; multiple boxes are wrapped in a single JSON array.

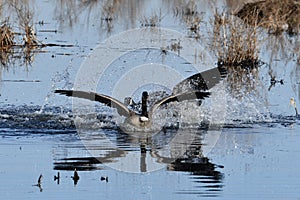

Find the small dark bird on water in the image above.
[
  {"left": 100, "top": 176, "right": 108, "bottom": 182},
  {"left": 71, "top": 168, "right": 80, "bottom": 185}
]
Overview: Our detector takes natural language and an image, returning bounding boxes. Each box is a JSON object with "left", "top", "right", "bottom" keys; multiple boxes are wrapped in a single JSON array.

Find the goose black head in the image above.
[{"left": 142, "top": 91, "right": 148, "bottom": 99}]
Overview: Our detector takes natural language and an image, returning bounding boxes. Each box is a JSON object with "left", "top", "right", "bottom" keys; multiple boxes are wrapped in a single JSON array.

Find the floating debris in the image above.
[
  {"left": 38, "top": 30, "right": 58, "bottom": 33},
  {"left": 1, "top": 79, "right": 41, "bottom": 82},
  {"left": 32, "top": 174, "right": 43, "bottom": 192},
  {"left": 37, "top": 174, "right": 43, "bottom": 186},
  {"left": 54, "top": 172, "right": 60, "bottom": 184},
  {"left": 268, "top": 76, "right": 284, "bottom": 91},
  {"left": 160, "top": 47, "right": 168, "bottom": 56},
  {"left": 159, "top": 40, "right": 183, "bottom": 56},
  {"left": 100, "top": 176, "right": 108, "bottom": 182}
]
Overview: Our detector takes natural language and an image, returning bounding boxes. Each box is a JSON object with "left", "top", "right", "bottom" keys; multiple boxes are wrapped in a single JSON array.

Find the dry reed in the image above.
[
  {"left": 0, "top": 20, "right": 14, "bottom": 47},
  {"left": 173, "top": 1, "right": 202, "bottom": 39},
  {"left": 213, "top": 11, "right": 260, "bottom": 70},
  {"left": 140, "top": 12, "right": 162, "bottom": 27}
]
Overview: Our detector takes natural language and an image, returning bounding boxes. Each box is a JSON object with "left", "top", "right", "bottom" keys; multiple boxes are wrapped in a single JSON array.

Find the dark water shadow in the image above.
[{"left": 53, "top": 127, "right": 224, "bottom": 197}]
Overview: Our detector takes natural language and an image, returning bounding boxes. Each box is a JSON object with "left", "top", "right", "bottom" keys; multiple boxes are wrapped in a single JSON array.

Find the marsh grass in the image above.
[
  {"left": 235, "top": 0, "right": 300, "bottom": 35},
  {"left": 100, "top": 4, "right": 117, "bottom": 32},
  {"left": 0, "top": 1, "right": 41, "bottom": 67},
  {"left": 140, "top": 11, "right": 162, "bottom": 27},
  {"left": 0, "top": 48, "right": 14, "bottom": 67},
  {"left": 1, "top": 1, "right": 39, "bottom": 47},
  {"left": 211, "top": 11, "right": 263, "bottom": 97},
  {"left": 13, "top": 2, "right": 39, "bottom": 46},
  {"left": 173, "top": 1, "right": 203, "bottom": 39},
  {"left": 0, "top": 21, "right": 15, "bottom": 47},
  {"left": 0, "top": 20, "right": 15, "bottom": 67},
  {"left": 213, "top": 11, "right": 260, "bottom": 70}
]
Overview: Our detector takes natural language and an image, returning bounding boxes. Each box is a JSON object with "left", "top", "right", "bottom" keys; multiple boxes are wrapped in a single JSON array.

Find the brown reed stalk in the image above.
[
  {"left": 213, "top": 11, "right": 260, "bottom": 70},
  {"left": 0, "top": 21, "right": 15, "bottom": 47}
]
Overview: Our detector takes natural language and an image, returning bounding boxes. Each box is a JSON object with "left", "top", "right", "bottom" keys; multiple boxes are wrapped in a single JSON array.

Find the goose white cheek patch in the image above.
[{"left": 139, "top": 116, "right": 149, "bottom": 122}]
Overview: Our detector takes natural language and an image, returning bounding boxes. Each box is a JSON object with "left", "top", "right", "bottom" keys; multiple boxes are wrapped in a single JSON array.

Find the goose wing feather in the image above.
[
  {"left": 55, "top": 90, "right": 131, "bottom": 117},
  {"left": 173, "top": 66, "right": 227, "bottom": 94},
  {"left": 150, "top": 91, "right": 211, "bottom": 113}
]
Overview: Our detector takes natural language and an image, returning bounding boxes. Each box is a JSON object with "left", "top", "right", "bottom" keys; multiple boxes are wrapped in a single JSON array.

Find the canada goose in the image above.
[
  {"left": 55, "top": 89, "right": 210, "bottom": 128},
  {"left": 55, "top": 66, "right": 226, "bottom": 132}
]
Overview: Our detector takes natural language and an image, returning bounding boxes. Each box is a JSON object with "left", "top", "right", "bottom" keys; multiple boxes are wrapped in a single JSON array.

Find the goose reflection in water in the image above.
[
  {"left": 53, "top": 128, "right": 224, "bottom": 196},
  {"left": 55, "top": 66, "right": 227, "bottom": 136}
]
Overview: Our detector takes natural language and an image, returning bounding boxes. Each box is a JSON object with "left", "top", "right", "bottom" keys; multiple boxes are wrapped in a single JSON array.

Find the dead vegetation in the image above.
[
  {"left": 173, "top": 1, "right": 203, "bottom": 39},
  {"left": 18, "top": 9, "right": 38, "bottom": 46},
  {"left": 140, "top": 12, "right": 162, "bottom": 27},
  {"left": 213, "top": 11, "right": 260, "bottom": 70},
  {"left": 9, "top": 1, "right": 39, "bottom": 46},
  {"left": 235, "top": 0, "right": 300, "bottom": 35},
  {"left": 0, "top": 1, "right": 71, "bottom": 68},
  {"left": 211, "top": 10, "right": 263, "bottom": 96},
  {"left": 0, "top": 20, "right": 15, "bottom": 67},
  {"left": 0, "top": 9, "right": 38, "bottom": 67},
  {"left": 0, "top": 20, "right": 15, "bottom": 47}
]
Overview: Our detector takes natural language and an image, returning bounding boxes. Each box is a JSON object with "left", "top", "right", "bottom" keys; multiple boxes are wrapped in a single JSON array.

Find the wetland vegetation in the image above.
[{"left": 0, "top": 1, "right": 300, "bottom": 200}]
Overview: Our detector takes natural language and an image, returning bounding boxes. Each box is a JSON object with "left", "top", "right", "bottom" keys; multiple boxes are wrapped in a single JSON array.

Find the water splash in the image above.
[
  {"left": 0, "top": 88, "right": 298, "bottom": 136},
  {"left": 38, "top": 59, "right": 74, "bottom": 114}
]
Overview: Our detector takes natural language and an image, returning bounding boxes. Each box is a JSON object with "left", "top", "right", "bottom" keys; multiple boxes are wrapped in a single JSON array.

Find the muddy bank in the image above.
[
  {"left": 230, "top": 0, "right": 300, "bottom": 35},
  {"left": 227, "top": 0, "right": 265, "bottom": 14}
]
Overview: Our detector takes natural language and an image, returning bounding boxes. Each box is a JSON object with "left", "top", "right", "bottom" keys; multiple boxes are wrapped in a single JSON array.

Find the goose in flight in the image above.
[
  {"left": 55, "top": 89, "right": 210, "bottom": 127},
  {"left": 55, "top": 66, "right": 226, "bottom": 131}
]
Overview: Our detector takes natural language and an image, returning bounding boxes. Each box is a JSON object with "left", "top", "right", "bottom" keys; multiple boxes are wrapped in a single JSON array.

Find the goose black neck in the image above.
[{"left": 141, "top": 91, "right": 148, "bottom": 117}]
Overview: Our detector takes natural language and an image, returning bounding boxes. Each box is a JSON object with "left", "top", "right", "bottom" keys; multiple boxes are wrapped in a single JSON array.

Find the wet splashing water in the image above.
[{"left": 1, "top": 0, "right": 300, "bottom": 199}]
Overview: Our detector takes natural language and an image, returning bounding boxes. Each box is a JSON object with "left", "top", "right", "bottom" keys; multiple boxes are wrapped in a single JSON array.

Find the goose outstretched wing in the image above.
[
  {"left": 173, "top": 66, "right": 227, "bottom": 94},
  {"left": 55, "top": 90, "right": 131, "bottom": 117},
  {"left": 150, "top": 91, "right": 211, "bottom": 113}
]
